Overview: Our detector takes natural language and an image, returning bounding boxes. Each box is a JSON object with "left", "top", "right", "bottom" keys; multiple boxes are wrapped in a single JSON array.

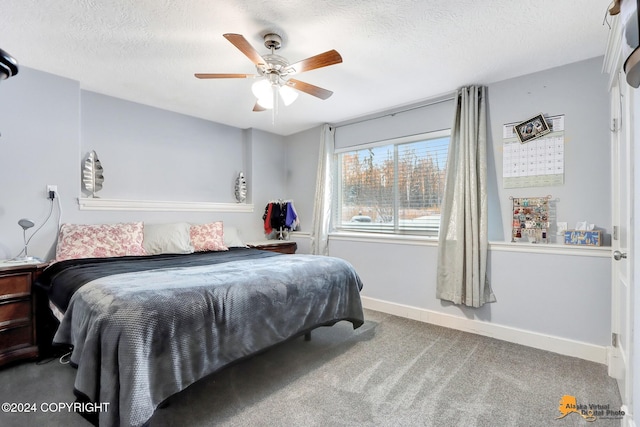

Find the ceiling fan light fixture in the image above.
[
  {"left": 253, "top": 79, "right": 274, "bottom": 109},
  {"left": 256, "top": 95, "right": 273, "bottom": 109},
  {"left": 196, "top": 33, "right": 341, "bottom": 112},
  {"left": 251, "top": 78, "right": 271, "bottom": 99},
  {"left": 252, "top": 79, "right": 298, "bottom": 109},
  {"left": 279, "top": 85, "right": 298, "bottom": 106}
]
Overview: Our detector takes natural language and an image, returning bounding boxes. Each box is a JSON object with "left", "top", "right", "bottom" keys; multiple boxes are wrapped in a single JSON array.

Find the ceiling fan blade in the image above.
[
  {"left": 287, "top": 50, "right": 342, "bottom": 74},
  {"left": 223, "top": 33, "right": 265, "bottom": 66},
  {"left": 286, "top": 79, "right": 334, "bottom": 100},
  {"left": 253, "top": 103, "right": 267, "bottom": 112},
  {"left": 195, "top": 73, "right": 255, "bottom": 79}
]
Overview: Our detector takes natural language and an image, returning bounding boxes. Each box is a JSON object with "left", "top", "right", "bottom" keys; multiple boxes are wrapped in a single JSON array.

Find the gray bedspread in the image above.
[{"left": 53, "top": 253, "right": 364, "bottom": 426}]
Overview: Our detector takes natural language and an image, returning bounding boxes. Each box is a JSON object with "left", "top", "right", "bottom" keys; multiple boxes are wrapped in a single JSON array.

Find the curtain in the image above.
[
  {"left": 436, "top": 86, "right": 495, "bottom": 307},
  {"left": 310, "top": 124, "right": 335, "bottom": 256}
]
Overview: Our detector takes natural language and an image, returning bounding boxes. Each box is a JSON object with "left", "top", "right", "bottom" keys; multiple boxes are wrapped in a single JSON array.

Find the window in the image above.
[{"left": 334, "top": 130, "right": 449, "bottom": 236}]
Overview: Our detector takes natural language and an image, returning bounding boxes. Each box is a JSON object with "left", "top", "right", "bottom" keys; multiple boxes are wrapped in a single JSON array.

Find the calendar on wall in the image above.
[
  {"left": 510, "top": 196, "right": 551, "bottom": 243},
  {"left": 502, "top": 115, "right": 565, "bottom": 188}
]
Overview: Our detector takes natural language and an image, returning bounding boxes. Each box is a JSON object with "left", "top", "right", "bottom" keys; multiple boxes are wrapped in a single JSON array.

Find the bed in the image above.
[{"left": 35, "top": 222, "right": 364, "bottom": 427}]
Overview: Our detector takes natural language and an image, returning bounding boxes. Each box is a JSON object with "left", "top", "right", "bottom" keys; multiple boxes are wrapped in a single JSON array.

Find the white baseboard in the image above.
[{"left": 361, "top": 296, "right": 608, "bottom": 364}]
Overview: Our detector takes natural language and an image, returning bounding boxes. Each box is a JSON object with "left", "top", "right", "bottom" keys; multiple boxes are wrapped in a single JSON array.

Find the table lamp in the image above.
[{"left": 18, "top": 218, "right": 35, "bottom": 261}]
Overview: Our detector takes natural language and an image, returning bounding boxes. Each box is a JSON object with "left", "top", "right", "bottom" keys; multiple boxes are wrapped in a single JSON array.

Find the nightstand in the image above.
[
  {"left": 247, "top": 240, "right": 298, "bottom": 254},
  {"left": 0, "top": 261, "right": 48, "bottom": 367}
]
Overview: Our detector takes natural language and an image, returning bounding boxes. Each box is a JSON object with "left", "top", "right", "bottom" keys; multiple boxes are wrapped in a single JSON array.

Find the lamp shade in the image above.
[
  {"left": 18, "top": 218, "right": 34, "bottom": 230},
  {"left": 251, "top": 79, "right": 298, "bottom": 109},
  {"left": 279, "top": 85, "right": 298, "bottom": 106},
  {"left": 251, "top": 79, "right": 271, "bottom": 100},
  {"left": 17, "top": 218, "right": 35, "bottom": 260},
  {"left": 256, "top": 91, "right": 274, "bottom": 109}
]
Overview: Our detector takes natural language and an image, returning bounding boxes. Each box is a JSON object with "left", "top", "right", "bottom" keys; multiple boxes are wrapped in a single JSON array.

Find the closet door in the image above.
[{"left": 609, "top": 68, "right": 634, "bottom": 420}]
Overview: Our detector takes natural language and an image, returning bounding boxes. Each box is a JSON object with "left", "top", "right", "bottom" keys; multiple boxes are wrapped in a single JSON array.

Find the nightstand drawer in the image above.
[
  {"left": 0, "top": 263, "right": 44, "bottom": 366},
  {"left": 0, "top": 273, "right": 31, "bottom": 299},
  {"left": 0, "top": 300, "right": 30, "bottom": 325},
  {"left": 0, "top": 325, "right": 32, "bottom": 350}
]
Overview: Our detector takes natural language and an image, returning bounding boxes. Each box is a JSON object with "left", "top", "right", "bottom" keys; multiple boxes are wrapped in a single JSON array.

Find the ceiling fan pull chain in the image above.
[{"left": 272, "top": 84, "right": 278, "bottom": 125}]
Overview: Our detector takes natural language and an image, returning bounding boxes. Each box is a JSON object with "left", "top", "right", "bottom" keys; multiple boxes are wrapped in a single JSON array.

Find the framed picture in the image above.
[{"left": 514, "top": 113, "right": 550, "bottom": 144}]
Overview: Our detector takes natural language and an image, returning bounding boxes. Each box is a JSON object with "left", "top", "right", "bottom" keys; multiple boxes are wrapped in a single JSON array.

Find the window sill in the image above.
[
  {"left": 328, "top": 231, "right": 611, "bottom": 257},
  {"left": 489, "top": 241, "right": 610, "bottom": 257},
  {"left": 329, "top": 231, "right": 439, "bottom": 246}
]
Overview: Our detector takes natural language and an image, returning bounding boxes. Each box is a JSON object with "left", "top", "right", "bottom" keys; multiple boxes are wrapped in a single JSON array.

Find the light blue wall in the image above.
[
  {"left": 487, "top": 56, "right": 611, "bottom": 242},
  {"left": 247, "top": 128, "right": 288, "bottom": 235},
  {"left": 80, "top": 91, "right": 244, "bottom": 202},
  {"left": 0, "top": 66, "right": 286, "bottom": 260},
  {"left": 334, "top": 95, "right": 455, "bottom": 150},
  {"left": 328, "top": 239, "right": 610, "bottom": 346},
  {"left": 284, "top": 126, "right": 322, "bottom": 233},
  {"left": 0, "top": 67, "right": 81, "bottom": 261}
]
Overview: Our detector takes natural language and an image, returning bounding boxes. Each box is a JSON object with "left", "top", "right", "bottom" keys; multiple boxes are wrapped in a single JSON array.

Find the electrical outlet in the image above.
[{"left": 47, "top": 184, "right": 57, "bottom": 199}]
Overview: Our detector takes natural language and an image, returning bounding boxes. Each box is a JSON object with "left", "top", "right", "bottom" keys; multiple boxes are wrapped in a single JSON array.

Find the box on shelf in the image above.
[{"left": 564, "top": 230, "right": 602, "bottom": 246}]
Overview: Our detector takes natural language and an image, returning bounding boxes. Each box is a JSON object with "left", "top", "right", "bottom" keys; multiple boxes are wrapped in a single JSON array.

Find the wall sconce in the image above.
[
  {"left": 235, "top": 171, "right": 247, "bottom": 203},
  {"left": 0, "top": 48, "right": 19, "bottom": 139},
  {"left": 0, "top": 48, "right": 18, "bottom": 81}
]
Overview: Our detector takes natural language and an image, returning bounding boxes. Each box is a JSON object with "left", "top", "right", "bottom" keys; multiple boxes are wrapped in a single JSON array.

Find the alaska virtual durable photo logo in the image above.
[{"left": 556, "top": 395, "right": 624, "bottom": 422}]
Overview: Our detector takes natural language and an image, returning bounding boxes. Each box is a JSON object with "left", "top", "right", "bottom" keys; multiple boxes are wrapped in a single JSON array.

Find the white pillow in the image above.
[
  {"left": 224, "top": 226, "right": 247, "bottom": 247},
  {"left": 143, "top": 222, "right": 194, "bottom": 255}
]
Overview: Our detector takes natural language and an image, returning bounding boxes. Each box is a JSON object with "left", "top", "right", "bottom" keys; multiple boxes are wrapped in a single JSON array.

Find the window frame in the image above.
[{"left": 333, "top": 129, "right": 451, "bottom": 237}]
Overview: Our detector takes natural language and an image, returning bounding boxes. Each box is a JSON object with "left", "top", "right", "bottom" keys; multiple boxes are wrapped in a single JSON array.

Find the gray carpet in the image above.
[{"left": 0, "top": 309, "right": 622, "bottom": 427}]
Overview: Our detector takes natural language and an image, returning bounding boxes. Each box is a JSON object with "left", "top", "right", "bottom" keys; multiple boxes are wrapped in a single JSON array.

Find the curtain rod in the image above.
[{"left": 331, "top": 91, "right": 457, "bottom": 129}]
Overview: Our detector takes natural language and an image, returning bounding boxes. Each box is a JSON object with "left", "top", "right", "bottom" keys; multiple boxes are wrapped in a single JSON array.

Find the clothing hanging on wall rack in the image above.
[{"left": 263, "top": 199, "right": 299, "bottom": 238}]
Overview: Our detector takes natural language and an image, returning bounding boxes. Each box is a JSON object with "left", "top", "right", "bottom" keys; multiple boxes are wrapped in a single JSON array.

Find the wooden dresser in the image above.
[
  {"left": 0, "top": 262, "right": 48, "bottom": 367},
  {"left": 247, "top": 240, "right": 298, "bottom": 254}
]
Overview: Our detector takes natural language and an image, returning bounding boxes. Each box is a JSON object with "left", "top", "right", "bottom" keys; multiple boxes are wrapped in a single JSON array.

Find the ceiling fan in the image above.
[{"left": 195, "top": 33, "right": 342, "bottom": 112}]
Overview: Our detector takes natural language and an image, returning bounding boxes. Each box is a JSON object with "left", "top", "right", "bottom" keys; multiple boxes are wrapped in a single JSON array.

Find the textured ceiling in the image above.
[{"left": 1, "top": 0, "right": 611, "bottom": 136}]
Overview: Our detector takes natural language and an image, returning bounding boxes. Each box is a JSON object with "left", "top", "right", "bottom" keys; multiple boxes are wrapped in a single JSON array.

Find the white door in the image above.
[{"left": 609, "top": 70, "right": 634, "bottom": 420}]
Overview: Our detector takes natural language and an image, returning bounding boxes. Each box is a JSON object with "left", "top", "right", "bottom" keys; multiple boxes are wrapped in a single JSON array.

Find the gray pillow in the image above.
[
  {"left": 223, "top": 226, "right": 247, "bottom": 248},
  {"left": 143, "top": 222, "right": 194, "bottom": 255}
]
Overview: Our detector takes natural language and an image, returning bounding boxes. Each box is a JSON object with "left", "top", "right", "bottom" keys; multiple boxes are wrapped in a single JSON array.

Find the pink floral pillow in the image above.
[
  {"left": 190, "top": 222, "right": 228, "bottom": 252},
  {"left": 56, "top": 222, "right": 147, "bottom": 261}
]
